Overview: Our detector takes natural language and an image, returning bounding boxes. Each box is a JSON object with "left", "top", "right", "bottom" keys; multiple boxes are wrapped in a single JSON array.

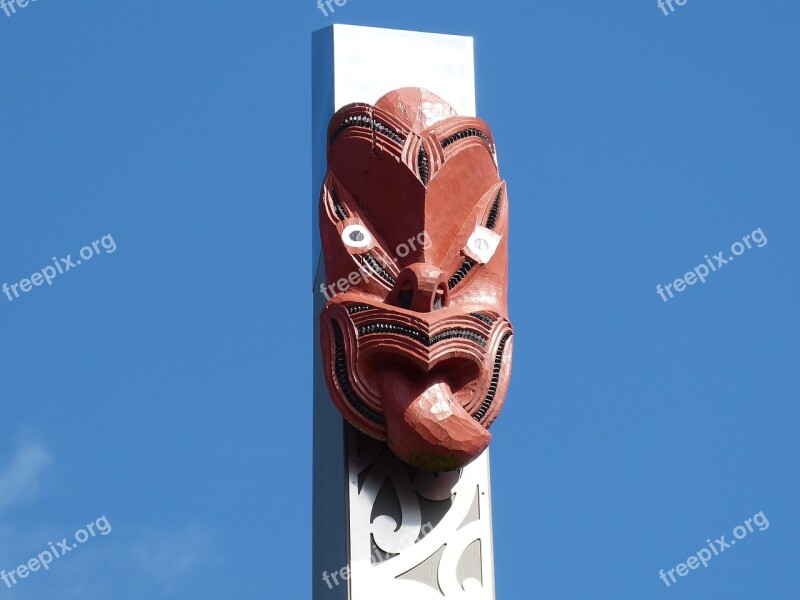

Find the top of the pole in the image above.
[{"left": 317, "top": 24, "right": 476, "bottom": 116}]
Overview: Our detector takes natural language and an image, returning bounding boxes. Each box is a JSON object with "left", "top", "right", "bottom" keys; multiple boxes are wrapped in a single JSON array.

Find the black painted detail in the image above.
[
  {"left": 347, "top": 304, "right": 375, "bottom": 315},
  {"left": 417, "top": 146, "right": 429, "bottom": 185},
  {"left": 331, "top": 189, "right": 348, "bottom": 221},
  {"left": 485, "top": 188, "right": 502, "bottom": 231},
  {"left": 448, "top": 259, "right": 475, "bottom": 290},
  {"left": 470, "top": 312, "right": 496, "bottom": 327},
  {"left": 362, "top": 253, "right": 396, "bottom": 286},
  {"left": 473, "top": 332, "right": 512, "bottom": 421},
  {"left": 331, "top": 320, "right": 385, "bottom": 425},
  {"left": 358, "top": 323, "right": 487, "bottom": 348},
  {"left": 440, "top": 128, "right": 492, "bottom": 149},
  {"left": 330, "top": 115, "right": 405, "bottom": 146}
]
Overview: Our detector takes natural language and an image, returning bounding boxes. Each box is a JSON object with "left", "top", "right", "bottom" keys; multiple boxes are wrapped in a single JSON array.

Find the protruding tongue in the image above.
[{"left": 378, "top": 365, "right": 491, "bottom": 472}]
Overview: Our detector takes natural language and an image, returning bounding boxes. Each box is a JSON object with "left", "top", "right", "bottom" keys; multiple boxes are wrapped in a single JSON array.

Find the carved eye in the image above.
[
  {"left": 342, "top": 224, "right": 372, "bottom": 249},
  {"left": 466, "top": 226, "right": 501, "bottom": 264}
]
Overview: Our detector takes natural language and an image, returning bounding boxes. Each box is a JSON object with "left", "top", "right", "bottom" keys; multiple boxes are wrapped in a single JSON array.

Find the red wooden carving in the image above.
[{"left": 319, "top": 88, "right": 513, "bottom": 472}]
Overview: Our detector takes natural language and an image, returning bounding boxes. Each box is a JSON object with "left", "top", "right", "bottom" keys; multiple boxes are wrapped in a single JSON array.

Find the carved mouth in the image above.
[{"left": 323, "top": 304, "right": 513, "bottom": 469}]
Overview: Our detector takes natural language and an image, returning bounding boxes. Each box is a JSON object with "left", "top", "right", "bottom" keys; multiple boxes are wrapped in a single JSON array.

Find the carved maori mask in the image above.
[{"left": 319, "top": 88, "right": 513, "bottom": 472}]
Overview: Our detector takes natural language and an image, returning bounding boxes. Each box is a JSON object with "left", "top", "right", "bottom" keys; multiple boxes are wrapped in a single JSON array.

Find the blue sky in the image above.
[{"left": 0, "top": 0, "right": 798, "bottom": 598}]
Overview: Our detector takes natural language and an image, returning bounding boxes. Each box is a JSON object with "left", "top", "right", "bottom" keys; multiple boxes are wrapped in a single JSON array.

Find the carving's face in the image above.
[{"left": 319, "top": 88, "right": 513, "bottom": 471}]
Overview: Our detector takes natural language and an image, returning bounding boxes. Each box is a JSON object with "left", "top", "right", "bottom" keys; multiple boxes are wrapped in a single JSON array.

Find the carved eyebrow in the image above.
[
  {"left": 448, "top": 258, "right": 475, "bottom": 290},
  {"left": 446, "top": 187, "right": 503, "bottom": 290},
  {"left": 440, "top": 128, "right": 492, "bottom": 149},
  {"left": 329, "top": 189, "right": 398, "bottom": 287},
  {"left": 485, "top": 187, "right": 502, "bottom": 231},
  {"left": 360, "top": 253, "right": 396, "bottom": 286},
  {"left": 330, "top": 114, "right": 405, "bottom": 146},
  {"left": 330, "top": 188, "right": 348, "bottom": 221}
]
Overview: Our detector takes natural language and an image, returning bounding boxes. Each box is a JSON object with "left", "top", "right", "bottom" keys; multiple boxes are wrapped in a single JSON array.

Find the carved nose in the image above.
[{"left": 387, "top": 263, "right": 450, "bottom": 312}]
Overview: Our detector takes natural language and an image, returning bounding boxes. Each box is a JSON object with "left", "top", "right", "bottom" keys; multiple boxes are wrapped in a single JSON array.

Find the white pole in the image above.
[{"left": 312, "top": 25, "right": 495, "bottom": 600}]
